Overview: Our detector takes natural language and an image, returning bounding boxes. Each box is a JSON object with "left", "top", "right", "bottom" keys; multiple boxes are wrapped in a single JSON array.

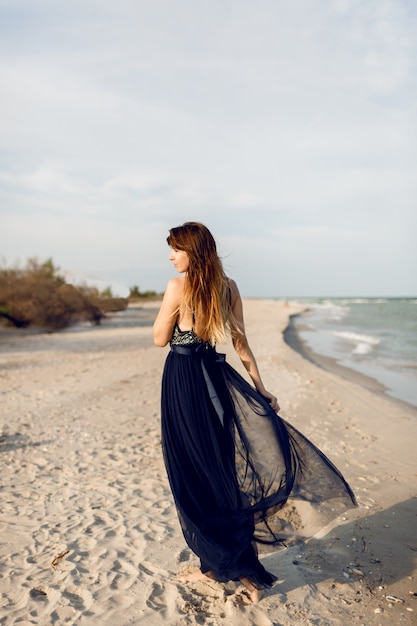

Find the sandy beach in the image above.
[{"left": 1, "top": 299, "right": 416, "bottom": 626}]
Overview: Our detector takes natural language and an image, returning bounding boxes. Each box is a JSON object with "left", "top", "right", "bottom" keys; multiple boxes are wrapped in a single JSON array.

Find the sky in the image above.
[{"left": 0, "top": 0, "right": 416, "bottom": 298}]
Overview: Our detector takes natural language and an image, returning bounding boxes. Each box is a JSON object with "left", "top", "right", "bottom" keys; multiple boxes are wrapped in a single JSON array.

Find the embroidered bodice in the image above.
[{"left": 170, "top": 323, "right": 204, "bottom": 346}]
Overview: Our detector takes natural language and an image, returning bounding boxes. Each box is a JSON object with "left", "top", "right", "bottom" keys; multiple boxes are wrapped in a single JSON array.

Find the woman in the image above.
[{"left": 153, "top": 222, "right": 356, "bottom": 603}]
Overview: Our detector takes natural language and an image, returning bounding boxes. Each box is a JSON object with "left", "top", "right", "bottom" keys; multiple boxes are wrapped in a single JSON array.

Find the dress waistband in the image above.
[
  {"left": 170, "top": 343, "right": 226, "bottom": 362},
  {"left": 170, "top": 344, "right": 202, "bottom": 355}
]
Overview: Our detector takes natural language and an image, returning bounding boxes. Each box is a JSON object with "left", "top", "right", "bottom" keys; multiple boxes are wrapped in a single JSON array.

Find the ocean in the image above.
[{"left": 289, "top": 298, "right": 417, "bottom": 409}]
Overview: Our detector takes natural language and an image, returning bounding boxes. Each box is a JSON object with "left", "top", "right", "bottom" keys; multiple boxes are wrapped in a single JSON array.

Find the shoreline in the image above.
[{"left": 283, "top": 309, "right": 417, "bottom": 412}]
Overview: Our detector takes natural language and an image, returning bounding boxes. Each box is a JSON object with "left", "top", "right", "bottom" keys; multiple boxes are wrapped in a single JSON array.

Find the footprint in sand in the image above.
[
  {"left": 62, "top": 585, "right": 93, "bottom": 612},
  {"left": 25, "top": 586, "right": 62, "bottom": 623},
  {"left": 144, "top": 520, "right": 172, "bottom": 542},
  {"left": 146, "top": 581, "right": 165, "bottom": 611},
  {"left": 146, "top": 581, "right": 177, "bottom": 619},
  {"left": 178, "top": 547, "right": 192, "bottom": 563},
  {"left": 108, "top": 556, "right": 139, "bottom": 591},
  {"left": 176, "top": 584, "right": 228, "bottom": 623},
  {"left": 139, "top": 560, "right": 169, "bottom": 578},
  {"left": 0, "top": 595, "right": 10, "bottom": 608},
  {"left": 50, "top": 605, "right": 78, "bottom": 623}
]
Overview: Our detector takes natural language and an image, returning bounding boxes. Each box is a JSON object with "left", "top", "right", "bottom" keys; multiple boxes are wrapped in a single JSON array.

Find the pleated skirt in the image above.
[{"left": 161, "top": 343, "right": 356, "bottom": 588}]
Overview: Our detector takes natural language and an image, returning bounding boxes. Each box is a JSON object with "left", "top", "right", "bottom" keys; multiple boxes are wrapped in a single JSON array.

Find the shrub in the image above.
[
  {"left": 128, "top": 285, "right": 163, "bottom": 301},
  {"left": 0, "top": 259, "right": 126, "bottom": 330}
]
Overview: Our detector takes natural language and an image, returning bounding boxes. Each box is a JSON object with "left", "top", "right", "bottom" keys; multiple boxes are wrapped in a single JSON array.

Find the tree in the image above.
[
  {"left": 100, "top": 286, "right": 113, "bottom": 298},
  {"left": 129, "top": 285, "right": 141, "bottom": 299}
]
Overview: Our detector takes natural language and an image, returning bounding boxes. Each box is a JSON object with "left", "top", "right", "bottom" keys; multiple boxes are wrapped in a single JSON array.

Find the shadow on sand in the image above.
[
  {"left": 0, "top": 432, "right": 53, "bottom": 453},
  {"left": 262, "top": 497, "right": 417, "bottom": 609}
]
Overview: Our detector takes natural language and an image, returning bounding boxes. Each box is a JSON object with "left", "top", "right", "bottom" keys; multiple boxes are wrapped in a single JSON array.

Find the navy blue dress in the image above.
[{"left": 161, "top": 324, "right": 356, "bottom": 589}]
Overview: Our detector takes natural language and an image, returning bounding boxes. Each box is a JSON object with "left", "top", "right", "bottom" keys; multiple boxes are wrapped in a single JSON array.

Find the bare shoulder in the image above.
[
  {"left": 164, "top": 275, "right": 185, "bottom": 300},
  {"left": 166, "top": 275, "right": 185, "bottom": 292}
]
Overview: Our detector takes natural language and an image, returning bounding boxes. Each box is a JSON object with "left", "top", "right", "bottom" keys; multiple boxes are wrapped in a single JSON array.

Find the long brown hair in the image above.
[{"left": 167, "top": 222, "right": 238, "bottom": 345}]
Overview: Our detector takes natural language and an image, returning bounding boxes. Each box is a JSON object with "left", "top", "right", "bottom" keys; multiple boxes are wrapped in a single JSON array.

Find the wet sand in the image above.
[{"left": 284, "top": 313, "right": 391, "bottom": 398}]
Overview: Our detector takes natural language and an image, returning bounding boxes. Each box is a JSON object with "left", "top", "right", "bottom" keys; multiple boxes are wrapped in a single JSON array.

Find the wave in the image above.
[
  {"left": 332, "top": 331, "right": 380, "bottom": 356},
  {"left": 309, "top": 301, "right": 350, "bottom": 321},
  {"left": 340, "top": 298, "right": 374, "bottom": 305}
]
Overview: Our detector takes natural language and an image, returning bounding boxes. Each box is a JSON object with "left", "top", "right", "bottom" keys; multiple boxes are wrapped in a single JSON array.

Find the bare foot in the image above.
[
  {"left": 239, "top": 577, "right": 263, "bottom": 604},
  {"left": 177, "top": 569, "right": 212, "bottom": 583}
]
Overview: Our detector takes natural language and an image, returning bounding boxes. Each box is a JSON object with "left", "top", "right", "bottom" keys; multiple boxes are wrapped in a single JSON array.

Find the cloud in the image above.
[{"left": 0, "top": 0, "right": 416, "bottom": 296}]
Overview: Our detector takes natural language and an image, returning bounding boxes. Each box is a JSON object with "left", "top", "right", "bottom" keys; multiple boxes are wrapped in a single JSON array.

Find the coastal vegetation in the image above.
[
  {"left": 128, "top": 285, "right": 162, "bottom": 301},
  {"left": 0, "top": 259, "right": 160, "bottom": 331}
]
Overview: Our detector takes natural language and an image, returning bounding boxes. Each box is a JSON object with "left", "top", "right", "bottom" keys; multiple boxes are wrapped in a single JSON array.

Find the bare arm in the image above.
[
  {"left": 152, "top": 278, "right": 182, "bottom": 347},
  {"left": 230, "top": 280, "right": 280, "bottom": 412}
]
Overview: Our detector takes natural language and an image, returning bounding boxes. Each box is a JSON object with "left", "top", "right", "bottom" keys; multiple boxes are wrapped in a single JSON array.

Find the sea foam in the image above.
[{"left": 332, "top": 331, "right": 380, "bottom": 356}]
